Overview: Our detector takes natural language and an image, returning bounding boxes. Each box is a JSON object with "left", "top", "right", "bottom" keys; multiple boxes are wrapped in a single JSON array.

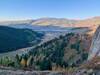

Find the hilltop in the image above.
[{"left": 0, "top": 17, "right": 100, "bottom": 28}]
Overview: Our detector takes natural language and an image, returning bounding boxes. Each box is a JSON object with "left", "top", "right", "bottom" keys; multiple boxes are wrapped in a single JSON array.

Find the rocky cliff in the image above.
[{"left": 88, "top": 25, "right": 100, "bottom": 59}]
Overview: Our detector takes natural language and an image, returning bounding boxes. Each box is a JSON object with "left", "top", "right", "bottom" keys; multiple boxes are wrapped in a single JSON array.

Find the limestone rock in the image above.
[{"left": 88, "top": 25, "right": 100, "bottom": 59}]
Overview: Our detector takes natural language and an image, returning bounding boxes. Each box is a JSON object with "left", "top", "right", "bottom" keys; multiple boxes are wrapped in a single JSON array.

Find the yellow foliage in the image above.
[
  {"left": 20, "top": 58, "right": 27, "bottom": 67},
  {"left": 27, "top": 56, "right": 33, "bottom": 67}
]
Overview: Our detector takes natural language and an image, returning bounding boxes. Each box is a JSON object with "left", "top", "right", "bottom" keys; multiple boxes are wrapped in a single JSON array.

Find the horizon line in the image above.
[{"left": 0, "top": 16, "right": 100, "bottom": 22}]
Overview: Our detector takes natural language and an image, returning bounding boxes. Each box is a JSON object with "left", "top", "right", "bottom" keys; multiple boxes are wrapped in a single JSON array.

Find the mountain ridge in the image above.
[{"left": 0, "top": 17, "right": 100, "bottom": 27}]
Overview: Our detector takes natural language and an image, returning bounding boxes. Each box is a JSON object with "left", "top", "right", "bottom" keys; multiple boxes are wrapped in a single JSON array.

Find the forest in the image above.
[{"left": 0, "top": 33, "right": 91, "bottom": 71}]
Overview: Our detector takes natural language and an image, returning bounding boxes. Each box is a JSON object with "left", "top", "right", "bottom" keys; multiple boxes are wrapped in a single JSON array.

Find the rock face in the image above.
[{"left": 88, "top": 25, "right": 100, "bottom": 59}]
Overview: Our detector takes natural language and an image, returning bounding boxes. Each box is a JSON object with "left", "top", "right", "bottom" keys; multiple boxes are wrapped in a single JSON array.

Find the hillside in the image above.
[
  {"left": 0, "top": 33, "right": 90, "bottom": 71},
  {"left": 0, "top": 26, "right": 95, "bottom": 75},
  {"left": 32, "top": 17, "right": 100, "bottom": 27},
  {"left": 0, "top": 17, "right": 100, "bottom": 27},
  {"left": 0, "top": 26, "right": 44, "bottom": 53}
]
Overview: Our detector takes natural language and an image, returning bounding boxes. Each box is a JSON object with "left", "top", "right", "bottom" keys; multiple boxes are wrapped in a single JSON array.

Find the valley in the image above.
[
  {"left": 0, "top": 25, "right": 91, "bottom": 57},
  {"left": 0, "top": 17, "right": 99, "bottom": 75},
  {"left": 0, "top": 0, "right": 100, "bottom": 74}
]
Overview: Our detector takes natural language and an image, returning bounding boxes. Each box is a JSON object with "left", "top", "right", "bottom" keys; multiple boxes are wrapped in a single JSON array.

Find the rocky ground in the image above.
[
  {"left": 0, "top": 70, "right": 65, "bottom": 75},
  {"left": 0, "top": 67, "right": 100, "bottom": 75}
]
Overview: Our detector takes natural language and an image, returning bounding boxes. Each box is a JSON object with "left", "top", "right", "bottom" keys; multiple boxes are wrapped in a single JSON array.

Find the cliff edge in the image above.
[{"left": 88, "top": 25, "right": 100, "bottom": 59}]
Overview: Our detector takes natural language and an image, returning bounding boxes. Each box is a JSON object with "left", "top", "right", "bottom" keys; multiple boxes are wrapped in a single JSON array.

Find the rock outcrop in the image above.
[{"left": 88, "top": 25, "right": 100, "bottom": 59}]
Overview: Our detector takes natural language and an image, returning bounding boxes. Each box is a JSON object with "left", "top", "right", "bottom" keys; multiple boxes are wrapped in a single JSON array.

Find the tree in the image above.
[
  {"left": 40, "top": 59, "right": 52, "bottom": 70},
  {"left": 20, "top": 54, "right": 27, "bottom": 67},
  {"left": 15, "top": 54, "right": 21, "bottom": 68},
  {"left": 27, "top": 55, "right": 33, "bottom": 67},
  {"left": 20, "top": 58, "right": 27, "bottom": 67}
]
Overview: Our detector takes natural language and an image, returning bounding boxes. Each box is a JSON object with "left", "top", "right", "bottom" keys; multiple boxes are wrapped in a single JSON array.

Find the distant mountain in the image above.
[
  {"left": 32, "top": 17, "right": 100, "bottom": 27},
  {"left": 31, "top": 18, "right": 77, "bottom": 27},
  {"left": 75, "top": 17, "right": 100, "bottom": 27},
  {"left": 0, "top": 17, "right": 100, "bottom": 27},
  {"left": 0, "top": 20, "right": 33, "bottom": 25},
  {"left": 0, "top": 26, "right": 44, "bottom": 53}
]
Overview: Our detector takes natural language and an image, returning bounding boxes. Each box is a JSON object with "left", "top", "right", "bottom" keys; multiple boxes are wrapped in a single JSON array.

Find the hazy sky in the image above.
[{"left": 0, "top": 0, "right": 100, "bottom": 20}]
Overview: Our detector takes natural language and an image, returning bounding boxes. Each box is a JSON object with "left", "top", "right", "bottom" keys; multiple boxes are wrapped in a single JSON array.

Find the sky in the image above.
[{"left": 0, "top": 0, "right": 100, "bottom": 20}]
